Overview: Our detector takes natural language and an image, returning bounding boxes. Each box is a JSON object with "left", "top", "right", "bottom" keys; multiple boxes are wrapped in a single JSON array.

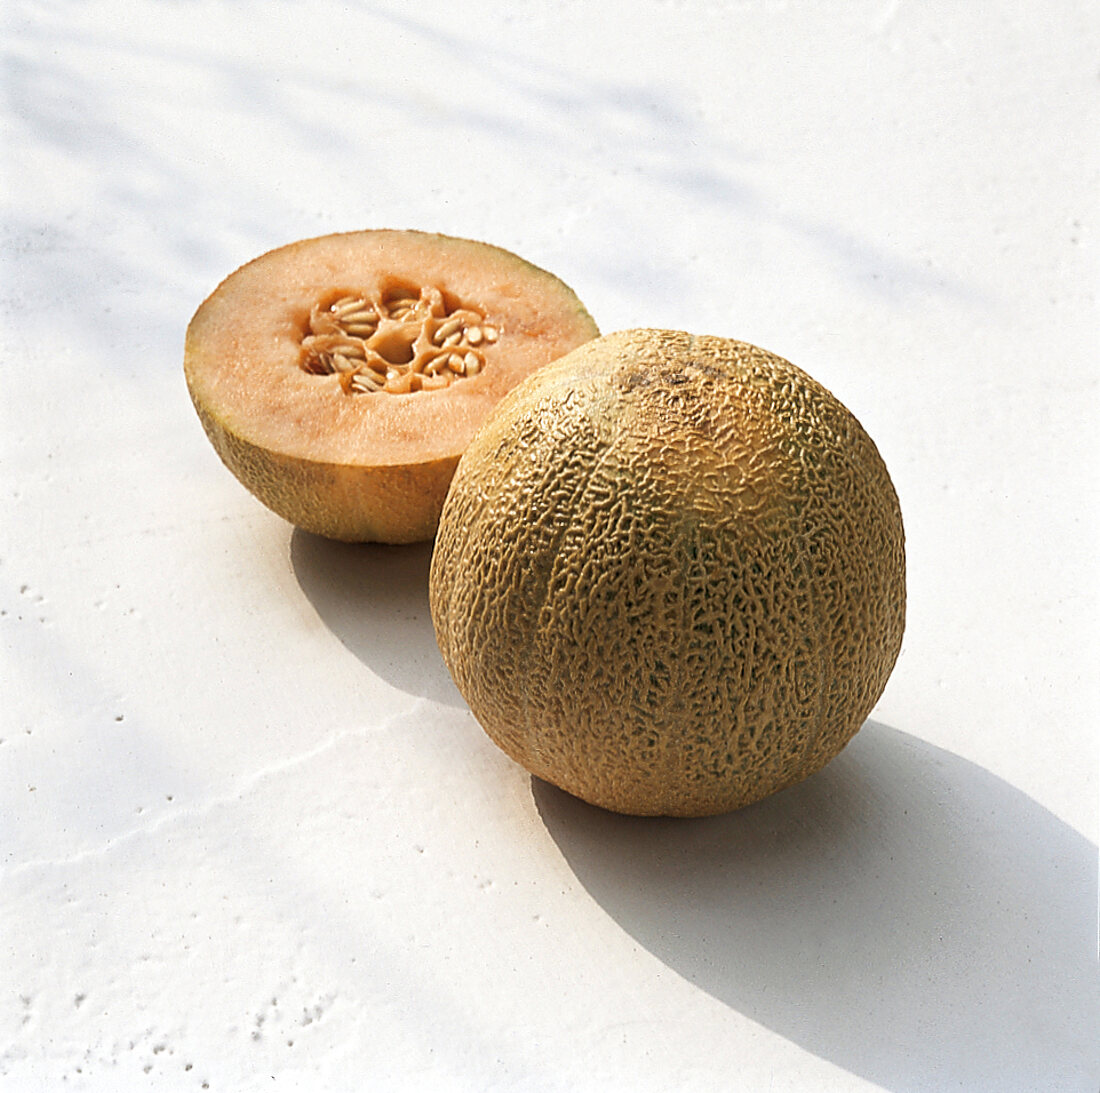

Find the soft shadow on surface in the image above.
[
  {"left": 291, "top": 530, "right": 463, "bottom": 707},
  {"left": 535, "top": 723, "right": 1099, "bottom": 1092}
]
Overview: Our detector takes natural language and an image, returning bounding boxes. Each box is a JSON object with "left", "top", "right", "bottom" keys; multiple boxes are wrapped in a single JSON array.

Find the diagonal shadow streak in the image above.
[
  {"left": 534, "top": 722, "right": 1099, "bottom": 1092},
  {"left": 4, "top": 1, "right": 978, "bottom": 374}
]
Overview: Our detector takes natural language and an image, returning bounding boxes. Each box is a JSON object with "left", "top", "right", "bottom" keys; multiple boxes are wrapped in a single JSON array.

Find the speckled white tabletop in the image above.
[{"left": 2, "top": 2, "right": 1097, "bottom": 1090}]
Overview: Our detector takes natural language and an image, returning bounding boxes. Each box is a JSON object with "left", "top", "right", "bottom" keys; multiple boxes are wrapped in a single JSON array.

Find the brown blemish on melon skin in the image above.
[{"left": 430, "top": 329, "right": 905, "bottom": 817}]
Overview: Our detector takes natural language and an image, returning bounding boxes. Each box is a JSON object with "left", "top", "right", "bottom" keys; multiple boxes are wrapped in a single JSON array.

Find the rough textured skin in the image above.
[
  {"left": 429, "top": 329, "right": 905, "bottom": 816},
  {"left": 192, "top": 399, "right": 458, "bottom": 543},
  {"left": 184, "top": 230, "right": 598, "bottom": 543}
]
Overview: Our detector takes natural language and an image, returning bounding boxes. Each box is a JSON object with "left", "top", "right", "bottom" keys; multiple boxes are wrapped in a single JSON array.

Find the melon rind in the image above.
[
  {"left": 190, "top": 396, "right": 459, "bottom": 543},
  {"left": 429, "top": 329, "right": 906, "bottom": 816}
]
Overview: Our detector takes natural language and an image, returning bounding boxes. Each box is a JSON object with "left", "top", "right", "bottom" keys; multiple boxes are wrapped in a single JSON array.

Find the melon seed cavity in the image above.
[{"left": 299, "top": 284, "right": 499, "bottom": 396}]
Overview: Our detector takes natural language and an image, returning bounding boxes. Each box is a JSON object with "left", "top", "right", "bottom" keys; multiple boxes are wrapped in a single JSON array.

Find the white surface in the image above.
[{"left": 2, "top": 2, "right": 1097, "bottom": 1090}]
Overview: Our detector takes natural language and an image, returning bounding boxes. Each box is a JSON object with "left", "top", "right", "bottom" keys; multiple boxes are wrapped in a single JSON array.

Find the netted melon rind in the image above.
[{"left": 429, "top": 329, "right": 905, "bottom": 816}]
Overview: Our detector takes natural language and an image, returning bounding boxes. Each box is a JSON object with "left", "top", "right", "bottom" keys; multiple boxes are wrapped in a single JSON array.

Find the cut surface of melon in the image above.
[{"left": 184, "top": 230, "right": 598, "bottom": 542}]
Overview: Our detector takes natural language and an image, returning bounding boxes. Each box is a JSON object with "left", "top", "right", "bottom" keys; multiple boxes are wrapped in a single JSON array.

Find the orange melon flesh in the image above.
[{"left": 184, "top": 230, "right": 599, "bottom": 542}]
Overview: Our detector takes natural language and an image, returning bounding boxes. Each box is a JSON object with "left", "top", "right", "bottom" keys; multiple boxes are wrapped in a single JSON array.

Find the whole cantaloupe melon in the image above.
[
  {"left": 185, "top": 230, "right": 598, "bottom": 542},
  {"left": 429, "top": 329, "right": 905, "bottom": 817}
]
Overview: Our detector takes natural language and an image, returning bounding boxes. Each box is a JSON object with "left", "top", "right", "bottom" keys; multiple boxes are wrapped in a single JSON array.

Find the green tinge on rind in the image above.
[{"left": 192, "top": 397, "right": 459, "bottom": 543}]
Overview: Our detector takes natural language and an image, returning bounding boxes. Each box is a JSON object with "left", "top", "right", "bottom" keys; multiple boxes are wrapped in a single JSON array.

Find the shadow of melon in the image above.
[{"left": 533, "top": 722, "right": 1098, "bottom": 1092}]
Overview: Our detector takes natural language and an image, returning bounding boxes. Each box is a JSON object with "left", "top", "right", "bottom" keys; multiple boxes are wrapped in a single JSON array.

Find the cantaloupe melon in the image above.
[
  {"left": 184, "top": 230, "right": 598, "bottom": 542},
  {"left": 429, "top": 329, "right": 905, "bottom": 817}
]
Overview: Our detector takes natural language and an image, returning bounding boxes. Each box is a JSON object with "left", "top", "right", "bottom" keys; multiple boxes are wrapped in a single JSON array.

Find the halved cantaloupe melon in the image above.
[{"left": 184, "top": 230, "right": 599, "bottom": 542}]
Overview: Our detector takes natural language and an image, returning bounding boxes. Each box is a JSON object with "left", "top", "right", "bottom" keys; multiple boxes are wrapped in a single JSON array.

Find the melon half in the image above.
[{"left": 184, "top": 230, "right": 599, "bottom": 542}]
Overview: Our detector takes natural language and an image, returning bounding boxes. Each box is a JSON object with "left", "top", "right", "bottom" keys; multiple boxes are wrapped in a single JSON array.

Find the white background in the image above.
[{"left": 2, "top": 2, "right": 1097, "bottom": 1090}]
